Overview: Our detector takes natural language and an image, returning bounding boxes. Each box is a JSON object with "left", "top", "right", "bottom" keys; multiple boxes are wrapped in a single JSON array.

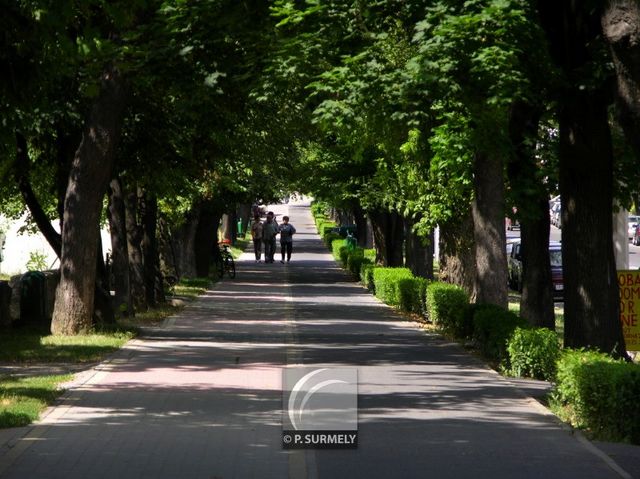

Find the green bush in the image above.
[
  {"left": 397, "top": 277, "right": 429, "bottom": 315},
  {"left": 322, "top": 231, "right": 341, "bottom": 248},
  {"left": 426, "top": 282, "right": 470, "bottom": 337},
  {"left": 310, "top": 201, "right": 330, "bottom": 218},
  {"left": 331, "top": 239, "right": 349, "bottom": 264},
  {"left": 360, "top": 261, "right": 375, "bottom": 291},
  {"left": 373, "top": 268, "right": 414, "bottom": 307},
  {"left": 346, "top": 248, "right": 365, "bottom": 278},
  {"left": 552, "top": 350, "right": 640, "bottom": 443},
  {"left": 506, "top": 327, "right": 560, "bottom": 380},
  {"left": 472, "top": 304, "right": 528, "bottom": 363}
]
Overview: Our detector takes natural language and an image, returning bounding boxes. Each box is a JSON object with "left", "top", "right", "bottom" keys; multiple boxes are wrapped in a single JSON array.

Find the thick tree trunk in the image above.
[
  {"left": 94, "top": 239, "right": 115, "bottom": 325},
  {"left": 195, "top": 201, "right": 223, "bottom": 278},
  {"left": 405, "top": 216, "right": 434, "bottom": 280},
  {"left": 369, "top": 209, "right": 404, "bottom": 267},
  {"left": 559, "top": 90, "right": 626, "bottom": 354},
  {"left": 352, "top": 203, "right": 368, "bottom": 248},
  {"left": 107, "top": 177, "right": 133, "bottom": 317},
  {"left": 520, "top": 206, "right": 555, "bottom": 328},
  {"left": 51, "top": 66, "right": 126, "bottom": 335},
  {"left": 140, "top": 193, "right": 164, "bottom": 307},
  {"left": 125, "top": 188, "right": 147, "bottom": 311},
  {"left": 603, "top": 1, "right": 640, "bottom": 159},
  {"left": 171, "top": 212, "right": 200, "bottom": 279},
  {"left": 539, "top": 1, "right": 627, "bottom": 356},
  {"left": 507, "top": 101, "right": 555, "bottom": 328},
  {"left": 471, "top": 152, "right": 508, "bottom": 308},
  {"left": 220, "top": 213, "right": 237, "bottom": 243},
  {"left": 439, "top": 214, "right": 476, "bottom": 299}
]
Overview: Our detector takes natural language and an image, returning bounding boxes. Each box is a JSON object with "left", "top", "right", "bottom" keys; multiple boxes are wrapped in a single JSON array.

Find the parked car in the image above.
[
  {"left": 628, "top": 216, "right": 640, "bottom": 240},
  {"left": 633, "top": 224, "right": 640, "bottom": 246},
  {"left": 508, "top": 240, "right": 563, "bottom": 300}
]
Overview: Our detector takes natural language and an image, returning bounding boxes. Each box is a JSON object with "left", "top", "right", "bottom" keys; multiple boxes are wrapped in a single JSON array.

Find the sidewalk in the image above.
[{"left": 0, "top": 200, "right": 637, "bottom": 478}]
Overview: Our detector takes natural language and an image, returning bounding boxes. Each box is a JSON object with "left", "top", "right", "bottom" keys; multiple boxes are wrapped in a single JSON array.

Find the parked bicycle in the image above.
[{"left": 215, "top": 240, "right": 236, "bottom": 279}]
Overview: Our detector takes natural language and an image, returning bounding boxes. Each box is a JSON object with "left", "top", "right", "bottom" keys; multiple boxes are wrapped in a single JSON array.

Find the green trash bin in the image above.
[
  {"left": 345, "top": 233, "right": 357, "bottom": 250},
  {"left": 237, "top": 219, "right": 244, "bottom": 237}
]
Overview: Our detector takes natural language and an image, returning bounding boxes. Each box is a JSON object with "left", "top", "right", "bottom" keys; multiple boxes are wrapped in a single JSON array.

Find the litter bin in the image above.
[
  {"left": 0, "top": 281, "right": 10, "bottom": 327},
  {"left": 19, "top": 271, "right": 47, "bottom": 327},
  {"left": 345, "top": 232, "right": 357, "bottom": 250},
  {"left": 237, "top": 219, "right": 244, "bottom": 237}
]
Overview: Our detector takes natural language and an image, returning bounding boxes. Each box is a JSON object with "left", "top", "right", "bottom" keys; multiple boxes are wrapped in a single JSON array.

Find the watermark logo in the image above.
[{"left": 282, "top": 367, "right": 358, "bottom": 449}]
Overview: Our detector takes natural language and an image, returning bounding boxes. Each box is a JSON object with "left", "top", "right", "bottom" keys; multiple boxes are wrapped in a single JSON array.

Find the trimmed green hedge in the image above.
[
  {"left": 426, "top": 282, "right": 469, "bottom": 336},
  {"left": 507, "top": 327, "right": 560, "bottom": 380},
  {"left": 472, "top": 304, "right": 527, "bottom": 363},
  {"left": 398, "top": 277, "right": 429, "bottom": 315},
  {"left": 360, "top": 262, "right": 375, "bottom": 291},
  {"left": 331, "top": 239, "right": 349, "bottom": 265},
  {"left": 552, "top": 350, "right": 640, "bottom": 443},
  {"left": 373, "top": 268, "right": 414, "bottom": 307}
]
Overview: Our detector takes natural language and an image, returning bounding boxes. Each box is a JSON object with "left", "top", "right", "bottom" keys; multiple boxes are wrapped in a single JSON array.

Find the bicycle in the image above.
[{"left": 215, "top": 240, "right": 236, "bottom": 279}]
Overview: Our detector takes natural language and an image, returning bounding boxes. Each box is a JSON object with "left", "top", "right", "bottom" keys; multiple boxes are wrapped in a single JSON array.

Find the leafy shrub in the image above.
[
  {"left": 373, "top": 268, "right": 414, "bottom": 307},
  {"left": 346, "top": 248, "right": 365, "bottom": 278},
  {"left": 426, "top": 282, "right": 469, "bottom": 337},
  {"left": 310, "top": 201, "right": 330, "bottom": 218},
  {"left": 397, "top": 277, "right": 429, "bottom": 315},
  {"left": 472, "top": 304, "right": 528, "bottom": 363},
  {"left": 552, "top": 350, "right": 640, "bottom": 443},
  {"left": 360, "top": 261, "right": 375, "bottom": 291},
  {"left": 322, "top": 231, "right": 341, "bottom": 248},
  {"left": 331, "top": 239, "right": 348, "bottom": 264},
  {"left": 507, "top": 327, "right": 560, "bottom": 380}
]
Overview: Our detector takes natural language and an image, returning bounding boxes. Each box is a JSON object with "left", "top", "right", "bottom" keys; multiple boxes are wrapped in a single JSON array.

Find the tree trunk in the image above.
[
  {"left": 405, "top": 216, "right": 434, "bottom": 280},
  {"left": 171, "top": 204, "right": 201, "bottom": 279},
  {"left": 559, "top": 89, "right": 626, "bottom": 354},
  {"left": 507, "top": 101, "right": 555, "bottom": 328},
  {"left": 220, "top": 213, "right": 237, "bottom": 243},
  {"left": 94, "top": 238, "right": 115, "bottom": 325},
  {"left": 107, "top": 177, "right": 133, "bottom": 317},
  {"left": 539, "top": 1, "right": 627, "bottom": 356},
  {"left": 471, "top": 151, "right": 508, "bottom": 308},
  {"left": 439, "top": 214, "right": 476, "bottom": 299},
  {"left": 51, "top": 66, "right": 126, "bottom": 335},
  {"left": 352, "top": 203, "right": 368, "bottom": 248},
  {"left": 140, "top": 192, "right": 164, "bottom": 307},
  {"left": 125, "top": 188, "right": 147, "bottom": 311},
  {"left": 603, "top": 1, "right": 640, "bottom": 159},
  {"left": 369, "top": 209, "right": 404, "bottom": 266},
  {"left": 195, "top": 201, "right": 223, "bottom": 278}
]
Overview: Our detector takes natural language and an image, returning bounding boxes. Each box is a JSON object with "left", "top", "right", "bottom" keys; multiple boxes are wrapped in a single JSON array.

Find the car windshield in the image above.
[
  {"left": 629, "top": 216, "right": 640, "bottom": 225},
  {"left": 549, "top": 249, "right": 562, "bottom": 267}
]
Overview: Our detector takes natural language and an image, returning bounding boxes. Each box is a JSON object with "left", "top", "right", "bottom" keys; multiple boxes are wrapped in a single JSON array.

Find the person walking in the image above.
[
  {"left": 250, "top": 214, "right": 263, "bottom": 262},
  {"left": 262, "top": 214, "right": 278, "bottom": 263},
  {"left": 278, "top": 216, "right": 296, "bottom": 263}
]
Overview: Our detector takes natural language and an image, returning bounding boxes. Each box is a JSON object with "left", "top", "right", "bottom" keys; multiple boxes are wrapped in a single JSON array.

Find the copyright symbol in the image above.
[{"left": 283, "top": 434, "right": 292, "bottom": 444}]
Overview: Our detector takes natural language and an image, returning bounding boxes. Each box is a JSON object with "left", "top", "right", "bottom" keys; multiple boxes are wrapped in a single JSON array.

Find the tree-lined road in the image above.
[{"left": 0, "top": 202, "right": 630, "bottom": 479}]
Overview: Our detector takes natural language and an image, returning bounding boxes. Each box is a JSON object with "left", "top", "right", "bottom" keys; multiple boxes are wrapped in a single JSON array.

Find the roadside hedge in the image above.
[
  {"left": 552, "top": 349, "right": 640, "bottom": 443},
  {"left": 506, "top": 327, "right": 560, "bottom": 381},
  {"left": 360, "top": 262, "right": 375, "bottom": 291},
  {"left": 373, "top": 268, "right": 414, "bottom": 308},
  {"left": 398, "top": 277, "right": 429, "bottom": 315},
  {"left": 426, "top": 282, "right": 469, "bottom": 336},
  {"left": 472, "top": 304, "right": 528, "bottom": 364},
  {"left": 331, "top": 239, "right": 349, "bottom": 265}
]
